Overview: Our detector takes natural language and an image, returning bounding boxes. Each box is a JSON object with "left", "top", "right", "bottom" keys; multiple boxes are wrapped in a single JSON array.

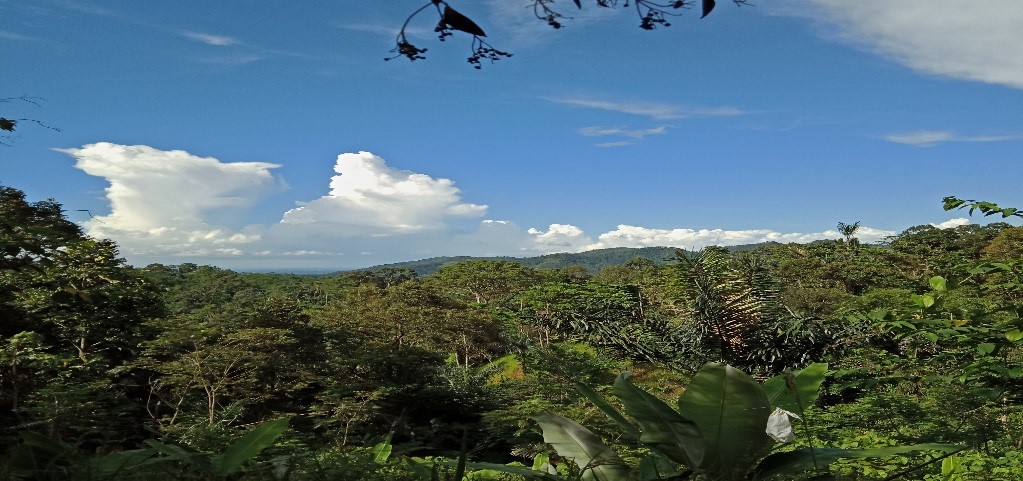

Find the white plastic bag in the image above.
[{"left": 765, "top": 407, "right": 802, "bottom": 443}]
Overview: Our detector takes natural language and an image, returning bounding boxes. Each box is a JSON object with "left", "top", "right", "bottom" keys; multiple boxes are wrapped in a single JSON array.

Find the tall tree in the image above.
[
  {"left": 426, "top": 260, "right": 540, "bottom": 305},
  {"left": 0, "top": 186, "right": 163, "bottom": 448},
  {"left": 837, "top": 221, "right": 861, "bottom": 252},
  {"left": 662, "top": 247, "right": 786, "bottom": 372}
]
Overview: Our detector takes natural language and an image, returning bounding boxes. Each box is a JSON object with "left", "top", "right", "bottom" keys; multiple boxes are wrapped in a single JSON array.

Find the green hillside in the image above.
[{"left": 364, "top": 243, "right": 776, "bottom": 276}]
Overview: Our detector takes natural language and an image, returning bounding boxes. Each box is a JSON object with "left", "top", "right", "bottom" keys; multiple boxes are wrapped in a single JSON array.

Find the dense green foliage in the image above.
[{"left": 2, "top": 184, "right": 1022, "bottom": 480}]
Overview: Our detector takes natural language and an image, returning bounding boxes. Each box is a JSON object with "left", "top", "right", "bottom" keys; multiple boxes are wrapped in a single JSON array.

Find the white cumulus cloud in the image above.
[
  {"left": 795, "top": 1, "right": 1023, "bottom": 89},
  {"left": 60, "top": 142, "right": 279, "bottom": 256},
  {"left": 64, "top": 145, "right": 951, "bottom": 270},
  {"left": 932, "top": 218, "right": 971, "bottom": 229},
  {"left": 528, "top": 224, "right": 593, "bottom": 250},
  {"left": 584, "top": 224, "right": 895, "bottom": 251},
  {"left": 280, "top": 151, "right": 487, "bottom": 234}
]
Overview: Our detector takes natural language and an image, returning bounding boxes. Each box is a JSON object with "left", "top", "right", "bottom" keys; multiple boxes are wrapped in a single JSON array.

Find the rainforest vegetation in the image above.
[{"left": 1, "top": 184, "right": 1021, "bottom": 480}]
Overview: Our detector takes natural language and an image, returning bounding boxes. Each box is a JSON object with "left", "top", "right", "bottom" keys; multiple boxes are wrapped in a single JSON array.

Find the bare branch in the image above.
[
  {"left": 389, "top": 0, "right": 750, "bottom": 67},
  {"left": 1, "top": 96, "right": 60, "bottom": 146}
]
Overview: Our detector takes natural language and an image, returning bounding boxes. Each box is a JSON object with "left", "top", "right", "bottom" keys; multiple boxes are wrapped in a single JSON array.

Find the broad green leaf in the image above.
[
  {"left": 532, "top": 453, "right": 551, "bottom": 472},
  {"left": 88, "top": 449, "right": 159, "bottom": 477},
  {"left": 142, "top": 439, "right": 192, "bottom": 461},
  {"left": 612, "top": 373, "right": 704, "bottom": 468},
  {"left": 216, "top": 417, "right": 290, "bottom": 475},
  {"left": 929, "top": 276, "right": 947, "bottom": 292},
  {"left": 971, "top": 387, "right": 1005, "bottom": 401},
  {"left": 1006, "top": 330, "right": 1023, "bottom": 342},
  {"left": 977, "top": 343, "right": 996, "bottom": 355},
  {"left": 912, "top": 294, "right": 935, "bottom": 308},
  {"left": 942, "top": 455, "right": 964, "bottom": 475},
  {"left": 576, "top": 381, "right": 641, "bottom": 440},
  {"left": 372, "top": 433, "right": 393, "bottom": 464},
  {"left": 533, "top": 412, "right": 632, "bottom": 481},
  {"left": 6, "top": 433, "right": 76, "bottom": 474},
  {"left": 638, "top": 454, "right": 685, "bottom": 481},
  {"left": 762, "top": 363, "right": 827, "bottom": 416},
  {"left": 754, "top": 444, "right": 963, "bottom": 480},
  {"left": 677, "top": 363, "right": 773, "bottom": 479},
  {"left": 462, "top": 461, "right": 562, "bottom": 480},
  {"left": 988, "top": 365, "right": 1023, "bottom": 378},
  {"left": 19, "top": 431, "right": 74, "bottom": 457}
]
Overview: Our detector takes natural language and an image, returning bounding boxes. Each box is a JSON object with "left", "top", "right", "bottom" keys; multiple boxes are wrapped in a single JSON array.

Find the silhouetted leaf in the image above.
[
  {"left": 443, "top": 5, "right": 487, "bottom": 37},
  {"left": 574, "top": 0, "right": 583, "bottom": 8},
  {"left": 701, "top": 0, "right": 716, "bottom": 18},
  {"left": 0, "top": 118, "right": 15, "bottom": 131}
]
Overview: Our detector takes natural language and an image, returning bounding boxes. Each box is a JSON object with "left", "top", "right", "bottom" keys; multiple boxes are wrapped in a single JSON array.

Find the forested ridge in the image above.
[
  {"left": 361, "top": 244, "right": 773, "bottom": 277},
  {"left": 2, "top": 184, "right": 1022, "bottom": 480}
]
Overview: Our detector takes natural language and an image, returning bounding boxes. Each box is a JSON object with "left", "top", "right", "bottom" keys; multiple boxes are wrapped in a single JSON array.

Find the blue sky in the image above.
[{"left": 2, "top": 1, "right": 1021, "bottom": 270}]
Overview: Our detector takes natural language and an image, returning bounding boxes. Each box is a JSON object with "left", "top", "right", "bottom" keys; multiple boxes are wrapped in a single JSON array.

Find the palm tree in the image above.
[
  {"left": 666, "top": 248, "right": 777, "bottom": 369},
  {"left": 837, "top": 221, "right": 861, "bottom": 251}
]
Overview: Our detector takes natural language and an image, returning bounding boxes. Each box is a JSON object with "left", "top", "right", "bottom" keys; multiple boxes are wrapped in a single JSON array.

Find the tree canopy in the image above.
[{"left": 2, "top": 183, "right": 1022, "bottom": 479}]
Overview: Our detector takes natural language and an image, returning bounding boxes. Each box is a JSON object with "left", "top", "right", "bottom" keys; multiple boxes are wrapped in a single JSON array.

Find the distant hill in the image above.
[{"left": 363, "top": 243, "right": 777, "bottom": 276}]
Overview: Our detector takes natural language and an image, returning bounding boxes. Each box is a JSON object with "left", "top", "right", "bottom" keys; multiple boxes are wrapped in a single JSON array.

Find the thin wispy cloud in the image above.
[
  {"left": 337, "top": 22, "right": 434, "bottom": 41},
  {"left": 0, "top": 30, "right": 39, "bottom": 41},
  {"left": 742, "top": 115, "right": 845, "bottom": 133},
  {"left": 554, "top": 98, "right": 746, "bottom": 120},
  {"left": 58, "top": 1, "right": 317, "bottom": 63},
  {"left": 579, "top": 126, "right": 668, "bottom": 138},
  {"left": 788, "top": 1, "right": 1023, "bottom": 89},
  {"left": 180, "top": 30, "right": 239, "bottom": 46},
  {"left": 594, "top": 141, "right": 633, "bottom": 148},
  {"left": 885, "top": 130, "right": 1023, "bottom": 147},
  {"left": 340, "top": 23, "right": 400, "bottom": 36},
  {"left": 483, "top": 0, "right": 621, "bottom": 46},
  {"left": 62, "top": 1, "right": 123, "bottom": 18},
  {"left": 192, "top": 54, "right": 263, "bottom": 66},
  {"left": 581, "top": 125, "right": 668, "bottom": 147}
]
